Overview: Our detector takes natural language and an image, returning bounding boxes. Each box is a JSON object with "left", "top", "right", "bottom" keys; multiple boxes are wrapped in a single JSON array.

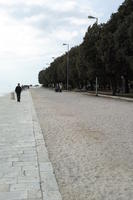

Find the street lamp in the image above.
[
  {"left": 63, "top": 43, "right": 69, "bottom": 91},
  {"left": 121, "top": 75, "right": 125, "bottom": 94},
  {"left": 88, "top": 15, "right": 98, "bottom": 96},
  {"left": 88, "top": 15, "right": 98, "bottom": 24}
]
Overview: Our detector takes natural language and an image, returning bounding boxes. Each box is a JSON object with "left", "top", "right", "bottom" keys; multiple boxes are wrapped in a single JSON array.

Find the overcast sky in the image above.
[{"left": 0, "top": 0, "right": 124, "bottom": 93}]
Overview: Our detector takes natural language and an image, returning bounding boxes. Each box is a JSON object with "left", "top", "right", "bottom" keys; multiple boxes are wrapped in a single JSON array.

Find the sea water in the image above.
[{"left": 0, "top": 86, "right": 14, "bottom": 97}]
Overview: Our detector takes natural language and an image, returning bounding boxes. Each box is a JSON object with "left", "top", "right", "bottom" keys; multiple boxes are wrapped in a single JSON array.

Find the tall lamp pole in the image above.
[
  {"left": 63, "top": 43, "right": 69, "bottom": 91},
  {"left": 88, "top": 15, "right": 98, "bottom": 96}
]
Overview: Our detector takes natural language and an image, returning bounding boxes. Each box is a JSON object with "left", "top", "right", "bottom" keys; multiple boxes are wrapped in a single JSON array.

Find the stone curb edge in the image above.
[{"left": 29, "top": 92, "right": 62, "bottom": 200}]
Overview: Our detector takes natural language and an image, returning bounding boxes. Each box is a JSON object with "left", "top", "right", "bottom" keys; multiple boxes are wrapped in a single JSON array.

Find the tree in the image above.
[{"left": 38, "top": 0, "right": 133, "bottom": 95}]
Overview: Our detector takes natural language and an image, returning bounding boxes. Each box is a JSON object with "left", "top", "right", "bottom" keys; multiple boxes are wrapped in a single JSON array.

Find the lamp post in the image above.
[
  {"left": 88, "top": 15, "right": 98, "bottom": 96},
  {"left": 121, "top": 75, "right": 125, "bottom": 94},
  {"left": 63, "top": 43, "right": 69, "bottom": 91}
]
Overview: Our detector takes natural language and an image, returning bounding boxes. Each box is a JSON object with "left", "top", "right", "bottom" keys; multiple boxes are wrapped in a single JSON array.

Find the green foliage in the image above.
[{"left": 38, "top": 0, "right": 133, "bottom": 94}]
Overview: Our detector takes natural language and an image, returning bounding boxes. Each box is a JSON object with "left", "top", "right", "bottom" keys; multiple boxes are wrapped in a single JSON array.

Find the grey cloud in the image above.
[
  {"left": 10, "top": 4, "right": 44, "bottom": 19},
  {"left": 2, "top": 2, "right": 90, "bottom": 30},
  {"left": 0, "top": 1, "right": 91, "bottom": 50}
]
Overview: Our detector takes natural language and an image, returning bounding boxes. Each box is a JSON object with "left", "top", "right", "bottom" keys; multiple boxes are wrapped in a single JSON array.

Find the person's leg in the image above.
[
  {"left": 16, "top": 93, "right": 19, "bottom": 101},
  {"left": 17, "top": 93, "right": 20, "bottom": 102},
  {"left": 18, "top": 94, "right": 21, "bottom": 102}
]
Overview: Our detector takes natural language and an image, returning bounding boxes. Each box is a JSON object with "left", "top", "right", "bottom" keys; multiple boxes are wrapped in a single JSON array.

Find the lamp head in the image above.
[{"left": 88, "top": 16, "right": 96, "bottom": 19}]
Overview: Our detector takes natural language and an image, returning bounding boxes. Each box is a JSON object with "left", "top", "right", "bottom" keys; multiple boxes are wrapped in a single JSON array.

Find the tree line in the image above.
[{"left": 39, "top": 0, "right": 133, "bottom": 95}]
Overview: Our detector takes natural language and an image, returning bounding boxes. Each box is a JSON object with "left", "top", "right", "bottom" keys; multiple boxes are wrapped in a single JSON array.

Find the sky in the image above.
[{"left": 0, "top": 0, "right": 124, "bottom": 94}]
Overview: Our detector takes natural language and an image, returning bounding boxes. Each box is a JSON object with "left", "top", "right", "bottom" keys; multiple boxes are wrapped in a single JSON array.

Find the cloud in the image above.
[
  {"left": 0, "top": 11, "right": 42, "bottom": 57},
  {"left": 0, "top": 0, "right": 98, "bottom": 87},
  {"left": 0, "top": 0, "right": 47, "bottom": 6},
  {"left": 48, "top": 1, "right": 77, "bottom": 12},
  {"left": 65, "top": 17, "right": 89, "bottom": 26},
  {"left": 52, "top": 29, "right": 79, "bottom": 41},
  {"left": 0, "top": 0, "right": 93, "bottom": 54},
  {"left": 24, "top": 14, "right": 46, "bottom": 24}
]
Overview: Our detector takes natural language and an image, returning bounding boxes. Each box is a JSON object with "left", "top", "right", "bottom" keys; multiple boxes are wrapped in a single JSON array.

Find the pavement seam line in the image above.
[
  {"left": 29, "top": 91, "right": 62, "bottom": 200},
  {"left": 29, "top": 93, "right": 44, "bottom": 200}
]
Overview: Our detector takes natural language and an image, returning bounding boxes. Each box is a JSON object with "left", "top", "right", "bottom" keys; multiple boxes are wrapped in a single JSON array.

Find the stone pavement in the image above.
[{"left": 0, "top": 90, "right": 62, "bottom": 200}]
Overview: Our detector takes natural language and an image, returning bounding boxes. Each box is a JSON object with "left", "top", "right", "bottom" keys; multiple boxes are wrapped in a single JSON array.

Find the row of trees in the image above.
[{"left": 39, "top": 0, "right": 133, "bottom": 95}]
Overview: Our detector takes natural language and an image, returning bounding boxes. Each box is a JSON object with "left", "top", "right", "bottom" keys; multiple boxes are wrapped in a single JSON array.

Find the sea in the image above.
[{"left": 0, "top": 86, "right": 14, "bottom": 97}]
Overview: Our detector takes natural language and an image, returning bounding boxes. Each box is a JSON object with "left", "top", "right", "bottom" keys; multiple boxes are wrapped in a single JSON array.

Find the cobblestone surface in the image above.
[
  {"left": 0, "top": 91, "right": 62, "bottom": 200},
  {"left": 31, "top": 87, "right": 133, "bottom": 200}
]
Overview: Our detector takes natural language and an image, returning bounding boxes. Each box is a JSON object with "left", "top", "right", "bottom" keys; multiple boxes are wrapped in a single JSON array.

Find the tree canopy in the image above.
[{"left": 39, "top": 0, "right": 133, "bottom": 95}]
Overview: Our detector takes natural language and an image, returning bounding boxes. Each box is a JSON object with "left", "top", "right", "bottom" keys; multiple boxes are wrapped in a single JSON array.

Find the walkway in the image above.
[
  {"left": 0, "top": 90, "right": 62, "bottom": 200},
  {"left": 31, "top": 87, "right": 133, "bottom": 200}
]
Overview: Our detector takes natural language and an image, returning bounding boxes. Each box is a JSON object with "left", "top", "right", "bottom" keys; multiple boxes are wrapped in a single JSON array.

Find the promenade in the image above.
[
  {"left": 31, "top": 87, "right": 133, "bottom": 200},
  {"left": 0, "top": 91, "right": 62, "bottom": 200},
  {"left": 1, "top": 88, "right": 133, "bottom": 200}
]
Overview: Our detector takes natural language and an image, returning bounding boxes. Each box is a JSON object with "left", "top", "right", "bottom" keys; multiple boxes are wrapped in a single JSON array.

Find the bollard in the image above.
[{"left": 11, "top": 92, "right": 15, "bottom": 100}]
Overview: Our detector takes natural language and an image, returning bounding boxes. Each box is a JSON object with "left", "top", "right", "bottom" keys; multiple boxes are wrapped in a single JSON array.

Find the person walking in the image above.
[{"left": 15, "top": 83, "right": 22, "bottom": 102}]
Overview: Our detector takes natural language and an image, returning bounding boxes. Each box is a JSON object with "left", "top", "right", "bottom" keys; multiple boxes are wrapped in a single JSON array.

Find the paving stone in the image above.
[
  {"left": 0, "top": 184, "right": 10, "bottom": 192},
  {"left": 0, "top": 166, "right": 22, "bottom": 178},
  {"left": 13, "top": 161, "right": 38, "bottom": 167},
  {"left": 27, "top": 189, "right": 42, "bottom": 199},
  {"left": 39, "top": 162, "right": 53, "bottom": 173},
  {"left": 10, "top": 183, "right": 40, "bottom": 192},
  {"left": 0, "top": 162, "right": 12, "bottom": 169},
  {"left": 0, "top": 91, "right": 62, "bottom": 200},
  {"left": 17, "top": 176, "right": 40, "bottom": 183},
  {"left": 22, "top": 169, "right": 39, "bottom": 177},
  {"left": 0, "top": 177, "right": 18, "bottom": 184},
  {"left": 22, "top": 165, "right": 38, "bottom": 171},
  {"left": 0, "top": 191, "right": 27, "bottom": 200},
  {"left": 18, "top": 155, "right": 37, "bottom": 162},
  {"left": 43, "top": 191, "right": 62, "bottom": 200},
  {"left": 41, "top": 172, "right": 59, "bottom": 192},
  {"left": 28, "top": 199, "right": 42, "bottom": 200}
]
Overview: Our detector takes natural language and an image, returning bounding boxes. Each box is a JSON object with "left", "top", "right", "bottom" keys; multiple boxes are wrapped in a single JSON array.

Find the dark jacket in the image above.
[{"left": 15, "top": 86, "right": 22, "bottom": 94}]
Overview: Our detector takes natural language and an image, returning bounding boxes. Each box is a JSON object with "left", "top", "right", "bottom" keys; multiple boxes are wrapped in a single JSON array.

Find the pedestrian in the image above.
[
  {"left": 15, "top": 83, "right": 22, "bottom": 102},
  {"left": 59, "top": 83, "right": 62, "bottom": 92},
  {"left": 55, "top": 83, "right": 59, "bottom": 92}
]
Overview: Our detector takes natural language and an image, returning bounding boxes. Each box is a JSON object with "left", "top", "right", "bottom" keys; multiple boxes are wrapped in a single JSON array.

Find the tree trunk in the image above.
[
  {"left": 90, "top": 81, "right": 94, "bottom": 91},
  {"left": 125, "top": 77, "right": 129, "bottom": 93},
  {"left": 111, "top": 76, "right": 117, "bottom": 96}
]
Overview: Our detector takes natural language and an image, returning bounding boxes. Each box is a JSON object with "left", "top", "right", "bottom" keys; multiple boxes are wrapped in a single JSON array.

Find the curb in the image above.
[
  {"left": 30, "top": 92, "right": 62, "bottom": 200},
  {"left": 84, "top": 92, "right": 133, "bottom": 102}
]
